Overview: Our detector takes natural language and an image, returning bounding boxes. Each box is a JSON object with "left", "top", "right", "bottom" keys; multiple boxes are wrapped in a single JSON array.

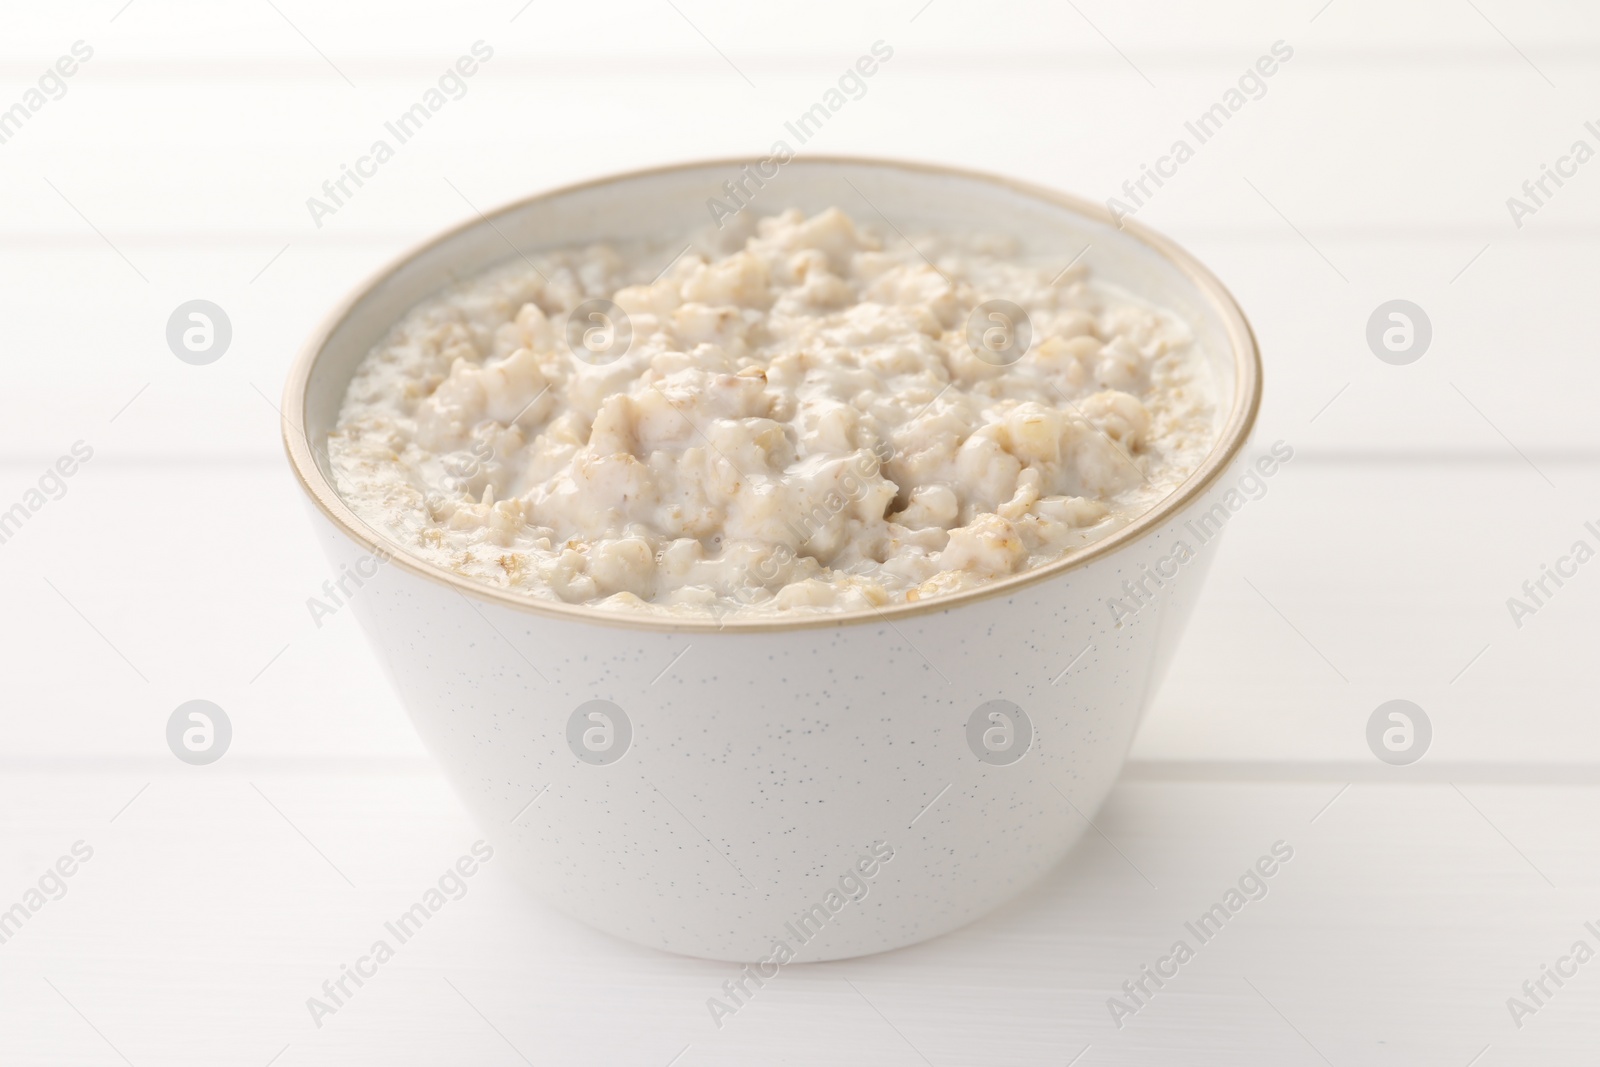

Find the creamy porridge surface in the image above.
[{"left": 329, "top": 208, "right": 1217, "bottom": 617}]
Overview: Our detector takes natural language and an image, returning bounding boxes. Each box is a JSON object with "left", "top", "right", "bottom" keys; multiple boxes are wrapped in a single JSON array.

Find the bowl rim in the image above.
[{"left": 282, "top": 154, "right": 1262, "bottom": 634}]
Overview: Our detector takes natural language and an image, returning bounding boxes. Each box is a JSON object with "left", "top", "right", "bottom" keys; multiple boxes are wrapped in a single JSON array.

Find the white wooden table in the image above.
[{"left": 4, "top": 2, "right": 1598, "bottom": 1062}]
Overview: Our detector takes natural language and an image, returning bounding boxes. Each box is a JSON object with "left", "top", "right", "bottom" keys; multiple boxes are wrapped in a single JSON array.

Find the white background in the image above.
[{"left": 2, "top": 1, "right": 1598, "bottom": 1063}]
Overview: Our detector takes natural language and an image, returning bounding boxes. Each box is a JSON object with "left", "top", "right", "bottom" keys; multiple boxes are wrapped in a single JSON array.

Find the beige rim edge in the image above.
[{"left": 281, "top": 155, "right": 1263, "bottom": 635}]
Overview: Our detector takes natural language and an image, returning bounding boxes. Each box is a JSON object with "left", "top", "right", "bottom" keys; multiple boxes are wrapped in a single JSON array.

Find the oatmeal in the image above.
[{"left": 329, "top": 208, "right": 1216, "bottom": 616}]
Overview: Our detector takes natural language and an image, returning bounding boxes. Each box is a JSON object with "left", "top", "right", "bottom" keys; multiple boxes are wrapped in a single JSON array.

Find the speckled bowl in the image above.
[{"left": 283, "top": 157, "right": 1261, "bottom": 962}]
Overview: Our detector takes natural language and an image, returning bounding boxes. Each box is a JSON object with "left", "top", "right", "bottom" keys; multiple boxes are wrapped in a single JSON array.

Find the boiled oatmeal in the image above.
[{"left": 328, "top": 208, "right": 1216, "bottom": 616}]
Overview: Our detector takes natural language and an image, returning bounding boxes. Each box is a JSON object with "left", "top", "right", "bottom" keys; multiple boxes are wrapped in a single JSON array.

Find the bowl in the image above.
[{"left": 282, "top": 157, "right": 1261, "bottom": 962}]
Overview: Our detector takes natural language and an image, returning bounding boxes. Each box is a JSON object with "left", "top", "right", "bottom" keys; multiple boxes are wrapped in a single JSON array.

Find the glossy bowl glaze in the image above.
[{"left": 283, "top": 157, "right": 1261, "bottom": 961}]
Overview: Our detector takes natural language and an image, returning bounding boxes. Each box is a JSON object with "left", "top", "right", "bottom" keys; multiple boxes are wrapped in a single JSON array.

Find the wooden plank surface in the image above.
[{"left": 2, "top": 769, "right": 1595, "bottom": 1064}]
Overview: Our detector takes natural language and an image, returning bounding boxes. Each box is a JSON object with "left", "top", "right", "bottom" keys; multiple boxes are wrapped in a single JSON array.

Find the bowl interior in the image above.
[
  {"left": 302, "top": 159, "right": 1245, "bottom": 467},
  {"left": 289, "top": 156, "right": 1259, "bottom": 631}
]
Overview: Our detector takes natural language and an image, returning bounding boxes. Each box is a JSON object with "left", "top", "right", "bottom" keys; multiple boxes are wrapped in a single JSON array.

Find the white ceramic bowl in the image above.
[{"left": 283, "top": 158, "right": 1261, "bottom": 962}]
